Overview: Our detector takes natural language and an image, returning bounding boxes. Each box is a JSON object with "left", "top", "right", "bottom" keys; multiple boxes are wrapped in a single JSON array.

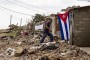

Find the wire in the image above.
[
  {"left": 14, "top": 0, "right": 53, "bottom": 12},
  {"left": 0, "top": 5, "right": 33, "bottom": 16},
  {"left": 6, "top": 0, "right": 45, "bottom": 13}
]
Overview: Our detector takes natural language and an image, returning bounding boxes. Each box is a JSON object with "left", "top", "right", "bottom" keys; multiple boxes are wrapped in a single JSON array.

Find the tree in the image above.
[
  {"left": 33, "top": 14, "right": 45, "bottom": 23},
  {"left": 9, "top": 24, "right": 18, "bottom": 30}
]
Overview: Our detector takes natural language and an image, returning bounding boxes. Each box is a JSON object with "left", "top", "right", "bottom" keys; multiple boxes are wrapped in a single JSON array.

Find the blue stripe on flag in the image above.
[{"left": 58, "top": 16, "right": 64, "bottom": 40}]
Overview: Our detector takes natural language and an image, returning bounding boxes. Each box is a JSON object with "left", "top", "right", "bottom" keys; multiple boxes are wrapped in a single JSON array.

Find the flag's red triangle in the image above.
[{"left": 58, "top": 12, "right": 68, "bottom": 23}]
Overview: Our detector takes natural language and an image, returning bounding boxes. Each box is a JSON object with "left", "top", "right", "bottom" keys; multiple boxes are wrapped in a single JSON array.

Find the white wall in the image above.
[{"left": 35, "top": 24, "right": 43, "bottom": 30}]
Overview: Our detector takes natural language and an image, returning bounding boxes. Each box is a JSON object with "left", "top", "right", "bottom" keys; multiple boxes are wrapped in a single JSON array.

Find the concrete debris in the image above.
[
  {"left": 39, "top": 42, "right": 59, "bottom": 51},
  {"left": 60, "top": 49, "right": 77, "bottom": 56},
  {"left": 30, "top": 46, "right": 40, "bottom": 50},
  {"left": 6, "top": 48, "right": 15, "bottom": 56},
  {"left": 28, "top": 46, "right": 39, "bottom": 54},
  {"left": 41, "top": 42, "right": 56, "bottom": 46},
  {"left": 0, "top": 35, "right": 90, "bottom": 60},
  {"left": 60, "top": 53, "right": 66, "bottom": 56},
  {"left": 32, "top": 34, "right": 39, "bottom": 40},
  {"left": 14, "top": 46, "right": 24, "bottom": 57},
  {"left": 6, "top": 47, "right": 24, "bottom": 57},
  {"left": 39, "top": 55, "right": 50, "bottom": 60},
  {"left": 0, "top": 54, "right": 4, "bottom": 58},
  {"left": 16, "top": 42, "right": 22, "bottom": 45},
  {"left": 28, "top": 49, "right": 36, "bottom": 54},
  {"left": 66, "top": 49, "right": 73, "bottom": 55}
]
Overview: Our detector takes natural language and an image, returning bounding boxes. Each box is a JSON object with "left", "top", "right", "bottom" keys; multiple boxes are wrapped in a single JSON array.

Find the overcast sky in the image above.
[{"left": 0, "top": 0, "right": 90, "bottom": 29}]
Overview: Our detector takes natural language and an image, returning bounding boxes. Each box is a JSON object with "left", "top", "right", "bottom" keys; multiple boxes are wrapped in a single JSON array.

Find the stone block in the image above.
[{"left": 14, "top": 46, "right": 24, "bottom": 57}]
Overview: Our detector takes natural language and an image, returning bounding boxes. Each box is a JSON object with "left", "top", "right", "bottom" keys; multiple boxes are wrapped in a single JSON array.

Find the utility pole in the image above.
[
  {"left": 10, "top": 15, "right": 12, "bottom": 26},
  {"left": 28, "top": 19, "right": 29, "bottom": 24},
  {"left": 25, "top": 18, "right": 27, "bottom": 25},
  {"left": 20, "top": 18, "right": 22, "bottom": 27},
  {"left": 26, "top": 18, "right": 28, "bottom": 30},
  {"left": 9, "top": 15, "right": 12, "bottom": 31},
  {"left": 20, "top": 18, "right": 22, "bottom": 32},
  {"left": 32, "top": 16, "right": 35, "bottom": 35}
]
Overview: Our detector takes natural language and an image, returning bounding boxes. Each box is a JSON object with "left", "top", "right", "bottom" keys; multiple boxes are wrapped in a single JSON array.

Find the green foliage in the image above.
[
  {"left": 8, "top": 24, "right": 21, "bottom": 37},
  {"left": 6, "top": 31, "right": 16, "bottom": 37},
  {"left": 0, "top": 31, "right": 16, "bottom": 37},
  {"left": 9, "top": 24, "right": 19, "bottom": 31},
  {"left": 33, "top": 14, "right": 45, "bottom": 23}
]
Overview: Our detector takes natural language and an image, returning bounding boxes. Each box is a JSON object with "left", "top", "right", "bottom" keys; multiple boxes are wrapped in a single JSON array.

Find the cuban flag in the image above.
[{"left": 58, "top": 11, "right": 70, "bottom": 40}]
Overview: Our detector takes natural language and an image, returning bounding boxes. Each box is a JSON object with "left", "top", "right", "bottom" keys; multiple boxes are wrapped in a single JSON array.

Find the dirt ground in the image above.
[{"left": 0, "top": 35, "right": 90, "bottom": 60}]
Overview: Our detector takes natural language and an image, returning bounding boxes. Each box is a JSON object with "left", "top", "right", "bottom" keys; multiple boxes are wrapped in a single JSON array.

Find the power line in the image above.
[
  {"left": 78, "top": 0, "right": 90, "bottom": 2},
  {"left": 6, "top": 0, "right": 45, "bottom": 13},
  {"left": 13, "top": 0, "right": 53, "bottom": 12},
  {"left": 0, "top": 5, "right": 33, "bottom": 16}
]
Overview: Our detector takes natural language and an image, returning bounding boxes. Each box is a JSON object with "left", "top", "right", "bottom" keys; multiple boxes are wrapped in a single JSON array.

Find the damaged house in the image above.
[{"left": 69, "top": 6, "right": 90, "bottom": 47}]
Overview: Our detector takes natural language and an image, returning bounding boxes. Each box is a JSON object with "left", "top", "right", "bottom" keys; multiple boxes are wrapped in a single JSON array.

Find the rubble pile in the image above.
[{"left": 0, "top": 36, "right": 90, "bottom": 60}]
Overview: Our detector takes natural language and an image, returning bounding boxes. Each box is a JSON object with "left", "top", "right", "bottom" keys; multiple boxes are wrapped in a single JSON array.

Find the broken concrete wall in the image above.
[{"left": 71, "top": 6, "right": 90, "bottom": 47}]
